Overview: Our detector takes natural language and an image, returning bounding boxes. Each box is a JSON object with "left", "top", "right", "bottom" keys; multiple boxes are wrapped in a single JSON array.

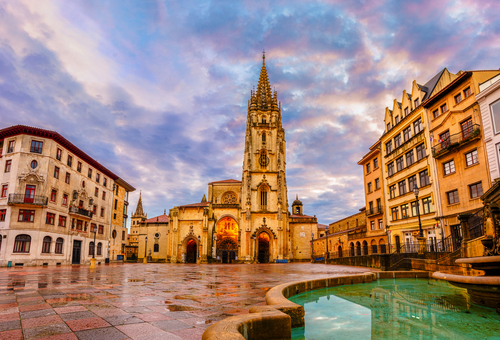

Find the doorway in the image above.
[
  {"left": 258, "top": 233, "right": 270, "bottom": 263},
  {"left": 186, "top": 239, "right": 197, "bottom": 263},
  {"left": 24, "top": 185, "right": 36, "bottom": 203},
  {"left": 72, "top": 240, "right": 81, "bottom": 264},
  {"left": 450, "top": 224, "right": 462, "bottom": 251},
  {"left": 395, "top": 235, "right": 401, "bottom": 253}
]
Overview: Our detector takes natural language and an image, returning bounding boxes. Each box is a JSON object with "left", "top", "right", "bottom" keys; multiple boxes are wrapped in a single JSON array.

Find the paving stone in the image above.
[
  {"left": 0, "top": 320, "right": 21, "bottom": 332},
  {"left": 53, "top": 306, "right": 87, "bottom": 314},
  {"left": 150, "top": 320, "right": 193, "bottom": 332},
  {"left": 21, "top": 315, "right": 63, "bottom": 329},
  {"left": 116, "top": 323, "right": 166, "bottom": 338},
  {"left": 0, "top": 313, "right": 20, "bottom": 322},
  {"left": 59, "top": 311, "right": 97, "bottom": 322},
  {"left": 135, "top": 313, "right": 172, "bottom": 322},
  {"left": 21, "top": 309, "right": 57, "bottom": 320},
  {"left": 101, "top": 314, "right": 144, "bottom": 326},
  {"left": 23, "top": 322, "right": 72, "bottom": 340},
  {"left": 170, "top": 327, "right": 206, "bottom": 340},
  {"left": 74, "top": 326, "right": 128, "bottom": 340},
  {"left": 65, "top": 317, "right": 111, "bottom": 332},
  {"left": 0, "top": 329, "right": 23, "bottom": 340},
  {"left": 160, "top": 312, "right": 195, "bottom": 320}
]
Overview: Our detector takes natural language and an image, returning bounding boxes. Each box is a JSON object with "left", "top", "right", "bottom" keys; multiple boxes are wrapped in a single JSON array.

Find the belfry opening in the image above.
[{"left": 216, "top": 217, "right": 238, "bottom": 263}]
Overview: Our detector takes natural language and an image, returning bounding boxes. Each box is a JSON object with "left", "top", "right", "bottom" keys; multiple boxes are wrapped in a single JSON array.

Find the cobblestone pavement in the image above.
[{"left": 0, "top": 263, "right": 377, "bottom": 340}]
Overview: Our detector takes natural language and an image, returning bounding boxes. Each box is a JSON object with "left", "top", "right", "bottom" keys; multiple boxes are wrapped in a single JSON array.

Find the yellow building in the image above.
[
  {"left": 423, "top": 70, "right": 499, "bottom": 247},
  {"left": 109, "top": 178, "right": 135, "bottom": 262}
]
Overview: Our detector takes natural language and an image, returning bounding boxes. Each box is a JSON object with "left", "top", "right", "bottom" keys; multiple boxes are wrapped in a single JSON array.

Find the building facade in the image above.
[
  {"left": 109, "top": 178, "right": 135, "bottom": 262},
  {"left": 0, "top": 125, "right": 132, "bottom": 267}
]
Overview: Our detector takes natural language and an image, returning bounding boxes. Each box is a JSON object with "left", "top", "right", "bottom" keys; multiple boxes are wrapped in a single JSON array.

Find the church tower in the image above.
[{"left": 240, "top": 53, "right": 289, "bottom": 261}]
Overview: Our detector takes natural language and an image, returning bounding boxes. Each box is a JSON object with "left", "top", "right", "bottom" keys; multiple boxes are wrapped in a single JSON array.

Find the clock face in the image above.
[{"left": 259, "top": 153, "right": 269, "bottom": 167}]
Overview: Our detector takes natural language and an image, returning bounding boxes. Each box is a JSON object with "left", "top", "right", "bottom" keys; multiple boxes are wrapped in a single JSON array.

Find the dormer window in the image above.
[
  {"left": 404, "top": 107, "right": 409, "bottom": 116},
  {"left": 387, "top": 123, "right": 391, "bottom": 131},
  {"left": 395, "top": 116, "right": 400, "bottom": 124},
  {"left": 414, "top": 98, "right": 420, "bottom": 107}
]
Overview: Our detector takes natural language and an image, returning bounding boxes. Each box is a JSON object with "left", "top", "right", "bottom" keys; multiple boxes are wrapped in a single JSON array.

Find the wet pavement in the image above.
[{"left": 0, "top": 263, "right": 377, "bottom": 340}]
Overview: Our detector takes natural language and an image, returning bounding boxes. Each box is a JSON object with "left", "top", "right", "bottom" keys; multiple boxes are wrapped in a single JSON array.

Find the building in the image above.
[
  {"left": 424, "top": 70, "right": 500, "bottom": 247},
  {"left": 127, "top": 192, "right": 146, "bottom": 260},
  {"left": 0, "top": 125, "right": 133, "bottom": 266},
  {"left": 133, "top": 55, "right": 317, "bottom": 264},
  {"left": 109, "top": 178, "right": 135, "bottom": 262},
  {"left": 380, "top": 69, "right": 455, "bottom": 252},
  {"left": 357, "top": 139, "right": 388, "bottom": 254},
  {"left": 476, "top": 73, "right": 500, "bottom": 182}
]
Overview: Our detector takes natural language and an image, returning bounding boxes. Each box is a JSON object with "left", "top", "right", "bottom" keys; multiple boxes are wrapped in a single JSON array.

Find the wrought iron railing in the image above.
[
  {"left": 8, "top": 194, "right": 48, "bottom": 206},
  {"left": 366, "top": 205, "right": 383, "bottom": 216},
  {"left": 69, "top": 206, "right": 93, "bottom": 218},
  {"left": 469, "top": 208, "right": 484, "bottom": 240},
  {"left": 432, "top": 124, "right": 481, "bottom": 158}
]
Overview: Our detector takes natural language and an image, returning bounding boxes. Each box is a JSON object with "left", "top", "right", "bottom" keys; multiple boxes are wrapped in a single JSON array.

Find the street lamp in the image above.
[
  {"left": 311, "top": 233, "right": 314, "bottom": 262},
  {"left": 90, "top": 224, "right": 97, "bottom": 268},
  {"left": 143, "top": 236, "right": 148, "bottom": 264},
  {"left": 325, "top": 226, "right": 329, "bottom": 259},
  {"left": 413, "top": 184, "right": 423, "bottom": 238},
  {"left": 252, "top": 235, "right": 257, "bottom": 263},
  {"left": 197, "top": 235, "right": 201, "bottom": 264}
]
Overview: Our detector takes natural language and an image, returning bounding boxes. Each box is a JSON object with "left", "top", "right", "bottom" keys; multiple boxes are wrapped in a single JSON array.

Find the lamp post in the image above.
[
  {"left": 414, "top": 184, "right": 425, "bottom": 254},
  {"left": 311, "top": 233, "right": 314, "bottom": 262},
  {"left": 253, "top": 235, "right": 257, "bottom": 264},
  {"left": 197, "top": 235, "right": 201, "bottom": 264},
  {"left": 325, "top": 227, "right": 329, "bottom": 260},
  {"left": 90, "top": 225, "right": 97, "bottom": 268},
  {"left": 143, "top": 236, "right": 148, "bottom": 264}
]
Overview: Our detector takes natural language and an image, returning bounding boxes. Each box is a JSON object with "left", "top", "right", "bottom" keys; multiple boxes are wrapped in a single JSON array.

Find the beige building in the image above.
[
  {"left": 424, "top": 70, "right": 499, "bottom": 247},
  {"left": 109, "top": 178, "right": 135, "bottom": 262},
  {"left": 0, "top": 125, "right": 132, "bottom": 266}
]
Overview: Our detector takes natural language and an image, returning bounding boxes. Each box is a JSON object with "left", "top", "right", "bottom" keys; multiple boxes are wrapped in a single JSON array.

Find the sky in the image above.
[{"left": 1, "top": 0, "right": 499, "bottom": 225}]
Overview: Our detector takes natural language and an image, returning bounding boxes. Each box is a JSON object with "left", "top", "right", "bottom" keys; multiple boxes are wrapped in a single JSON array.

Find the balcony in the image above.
[
  {"left": 69, "top": 206, "right": 93, "bottom": 219},
  {"left": 432, "top": 124, "right": 481, "bottom": 159},
  {"left": 366, "top": 205, "right": 384, "bottom": 217},
  {"left": 8, "top": 194, "right": 48, "bottom": 206}
]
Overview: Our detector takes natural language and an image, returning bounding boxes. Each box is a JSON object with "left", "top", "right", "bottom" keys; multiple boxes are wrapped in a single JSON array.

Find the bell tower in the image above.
[{"left": 241, "top": 53, "right": 289, "bottom": 261}]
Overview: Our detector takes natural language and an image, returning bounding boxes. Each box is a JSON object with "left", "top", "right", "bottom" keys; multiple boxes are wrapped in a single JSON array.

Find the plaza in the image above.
[{"left": 0, "top": 263, "right": 376, "bottom": 340}]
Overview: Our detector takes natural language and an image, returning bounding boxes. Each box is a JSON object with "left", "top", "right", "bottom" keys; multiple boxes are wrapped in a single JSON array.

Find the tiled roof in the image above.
[
  {"left": 290, "top": 214, "right": 315, "bottom": 218},
  {"left": 317, "top": 224, "right": 328, "bottom": 230},
  {"left": 208, "top": 179, "right": 241, "bottom": 184},
  {"left": 179, "top": 202, "right": 211, "bottom": 208},
  {"left": 145, "top": 214, "right": 169, "bottom": 223}
]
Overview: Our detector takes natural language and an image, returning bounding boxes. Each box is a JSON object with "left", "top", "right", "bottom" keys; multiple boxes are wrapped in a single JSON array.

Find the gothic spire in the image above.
[
  {"left": 134, "top": 191, "right": 145, "bottom": 217},
  {"left": 255, "top": 51, "right": 273, "bottom": 110}
]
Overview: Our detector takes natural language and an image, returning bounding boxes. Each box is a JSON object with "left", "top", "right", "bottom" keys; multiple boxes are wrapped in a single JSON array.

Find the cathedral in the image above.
[{"left": 130, "top": 55, "right": 318, "bottom": 263}]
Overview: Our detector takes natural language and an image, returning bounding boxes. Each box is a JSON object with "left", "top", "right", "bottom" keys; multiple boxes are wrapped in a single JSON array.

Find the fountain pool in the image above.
[{"left": 289, "top": 278, "right": 500, "bottom": 340}]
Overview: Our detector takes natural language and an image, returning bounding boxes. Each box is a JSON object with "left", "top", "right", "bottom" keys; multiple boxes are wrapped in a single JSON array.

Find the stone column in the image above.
[{"left": 458, "top": 213, "right": 472, "bottom": 258}]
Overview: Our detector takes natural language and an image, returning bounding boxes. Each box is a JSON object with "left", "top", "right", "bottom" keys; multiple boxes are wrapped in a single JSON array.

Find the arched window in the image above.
[
  {"left": 13, "top": 235, "right": 31, "bottom": 253},
  {"left": 260, "top": 186, "right": 268, "bottom": 210},
  {"left": 154, "top": 243, "right": 159, "bottom": 252},
  {"left": 55, "top": 238, "right": 63, "bottom": 254},
  {"left": 89, "top": 242, "right": 94, "bottom": 256},
  {"left": 371, "top": 239, "right": 378, "bottom": 254},
  {"left": 97, "top": 242, "right": 102, "bottom": 256},
  {"left": 42, "top": 236, "right": 51, "bottom": 253},
  {"left": 222, "top": 192, "right": 237, "bottom": 204},
  {"left": 259, "top": 150, "right": 269, "bottom": 169},
  {"left": 262, "top": 133, "right": 266, "bottom": 142},
  {"left": 262, "top": 117, "right": 267, "bottom": 124}
]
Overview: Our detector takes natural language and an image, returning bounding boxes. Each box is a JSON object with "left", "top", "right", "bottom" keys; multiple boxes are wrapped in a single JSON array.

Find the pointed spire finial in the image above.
[{"left": 296, "top": 194, "right": 298, "bottom": 200}]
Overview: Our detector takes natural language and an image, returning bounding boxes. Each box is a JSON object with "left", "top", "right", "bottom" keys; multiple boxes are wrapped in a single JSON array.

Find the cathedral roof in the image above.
[
  {"left": 133, "top": 192, "right": 145, "bottom": 217},
  {"left": 145, "top": 214, "right": 169, "bottom": 223},
  {"left": 208, "top": 179, "right": 241, "bottom": 184},
  {"left": 250, "top": 52, "right": 279, "bottom": 110},
  {"left": 179, "top": 202, "right": 210, "bottom": 208},
  {"left": 292, "top": 194, "right": 303, "bottom": 206},
  {"left": 290, "top": 214, "right": 314, "bottom": 218}
]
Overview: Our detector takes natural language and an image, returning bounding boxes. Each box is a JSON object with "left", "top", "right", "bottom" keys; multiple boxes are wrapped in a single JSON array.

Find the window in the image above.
[
  {"left": 422, "top": 197, "right": 433, "bottom": 214},
  {"left": 65, "top": 172, "right": 70, "bottom": 184},
  {"left": 98, "top": 225, "right": 104, "bottom": 234},
  {"left": 0, "top": 209, "right": 5, "bottom": 221},
  {"left": 413, "top": 118, "right": 422, "bottom": 134},
  {"left": 5, "top": 160, "right": 11, "bottom": 173},
  {"left": 366, "top": 163, "right": 371, "bottom": 173},
  {"left": 371, "top": 221, "right": 375, "bottom": 230},
  {"left": 54, "top": 166, "right": 59, "bottom": 179},
  {"left": 396, "top": 156, "right": 404, "bottom": 172},
  {"left": 395, "top": 116, "right": 400, "bottom": 124},
  {"left": 92, "top": 205, "right": 97, "bottom": 215},
  {"left": 30, "top": 160, "right": 37, "bottom": 169},
  {"left": 416, "top": 143, "right": 426, "bottom": 160},
  {"left": 82, "top": 181, "right": 85, "bottom": 188},
  {"left": 433, "top": 109, "right": 439, "bottom": 118},
  {"left": 398, "top": 180, "right": 407, "bottom": 196},
  {"left": 419, "top": 169, "right": 430, "bottom": 187},
  {"left": 13, "top": 235, "right": 31, "bottom": 253},
  {"left": 414, "top": 98, "right": 420, "bottom": 107},
  {"left": 56, "top": 148, "right": 62, "bottom": 161},
  {"left": 100, "top": 208, "right": 104, "bottom": 217},
  {"left": 50, "top": 190, "right": 57, "bottom": 202},
  {"left": 373, "top": 158, "right": 378, "bottom": 169},
  {"left": 96, "top": 173, "right": 100, "bottom": 183},
  {"left": 46, "top": 213, "right": 55, "bottom": 225},
  {"left": 102, "top": 191, "right": 106, "bottom": 200},
  {"left": 439, "top": 131, "right": 450, "bottom": 148},
  {"left": 18, "top": 210, "right": 34, "bottom": 222},
  {"left": 88, "top": 168, "right": 92, "bottom": 179},
  {"left": 8, "top": 140, "right": 15, "bottom": 153},
  {"left": 30, "top": 140, "right": 43, "bottom": 154},
  {"left": 408, "top": 175, "right": 417, "bottom": 192},
  {"left": 388, "top": 162, "right": 394, "bottom": 176},
  {"left": 67, "top": 155, "right": 72, "bottom": 167},
  {"left": 392, "top": 207, "right": 399, "bottom": 221},
  {"left": 443, "top": 160, "right": 455, "bottom": 175},
  {"left": 375, "top": 178, "right": 380, "bottom": 190},
  {"left": 90, "top": 223, "right": 97, "bottom": 233},
  {"left": 386, "top": 141, "right": 393, "bottom": 154},
  {"left": 115, "top": 185, "right": 119, "bottom": 195},
  {"left": 367, "top": 182, "right": 372, "bottom": 193},
  {"left": 447, "top": 190, "right": 459, "bottom": 204},
  {"left": 77, "top": 162, "right": 82, "bottom": 172},
  {"left": 62, "top": 194, "right": 68, "bottom": 206},
  {"left": 461, "top": 119, "right": 473, "bottom": 139},
  {"left": 97, "top": 242, "right": 102, "bottom": 256},
  {"left": 114, "top": 199, "right": 118, "bottom": 210},
  {"left": 42, "top": 236, "right": 51, "bottom": 253},
  {"left": 122, "top": 231, "right": 126, "bottom": 241},
  {"left": 465, "top": 149, "right": 479, "bottom": 166},
  {"left": 403, "top": 126, "right": 412, "bottom": 142},
  {"left": 389, "top": 185, "right": 396, "bottom": 199},
  {"left": 103, "top": 177, "right": 107, "bottom": 187},
  {"left": 260, "top": 190, "right": 267, "bottom": 207},
  {"left": 387, "top": 123, "right": 391, "bottom": 131},
  {"left": 58, "top": 215, "right": 66, "bottom": 227},
  {"left": 55, "top": 238, "right": 63, "bottom": 254},
  {"left": 491, "top": 99, "right": 500, "bottom": 134},
  {"left": 440, "top": 103, "right": 448, "bottom": 113},
  {"left": 469, "top": 182, "right": 483, "bottom": 199},
  {"left": 2, "top": 185, "right": 8, "bottom": 197},
  {"left": 404, "top": 107, "right": 409, "bottom": 116},
  {"left": 406, "top": 150, "right": 415, "bottom": 167},
  {"left": 464, "top": 87, "right": 471, "bottom": 98},
  {"left": 89, "top": 242, "right": 94, "bottom": 256},
  {"left": 394, "top": 134, "right": 401, "bottom": 148},
  {"left": 455, "top": 93, "right": 462, "bottom": 104},
  {"left": 76, "top": 220, "right": 83, "bottom": 231},
  {"left": 95, "top": 187, "right": 99, "bottom": 197},
  {"left": 401, "top": 204, "right": 409, "bottom": 218},
  {"left": 378, "top": 219, "right": 383, "bottom": 229},
  {"left": 411, "top": 201, "right": 419, "bottom": 216},
  {"left": 114, "top": 213, "right": 116, "bottom": 220}
]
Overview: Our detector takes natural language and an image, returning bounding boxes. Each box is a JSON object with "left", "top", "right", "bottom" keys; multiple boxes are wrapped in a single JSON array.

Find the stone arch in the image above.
[
  {"left": 338, "top": 245, "right": 343, "bottom": 257},
  {"left": 371, "top": 239, "right": 378, "bottom": 254},
  {"left": 362, "top": 240, "right": 368, "bottom": 255},
  {"left": 181, "top": 235, "right": 199, "bottom": 264},
  {"left": 215, "top": 216, "right": 239, "bottom": 263},
  {"left": 349, "top": 242, "right": 355, "bottom": 256},
  {"left": 221, "top": 192, "right": 237, "bottom": 205},
  {"left": 255, "top": 228, "right": 272, "bottom": 263},
  {"left": 356, "top": 241, "right": 361, "bottom": 256},
  {"left": 379, "top": 239, "right": 387, "bottom": 254}
]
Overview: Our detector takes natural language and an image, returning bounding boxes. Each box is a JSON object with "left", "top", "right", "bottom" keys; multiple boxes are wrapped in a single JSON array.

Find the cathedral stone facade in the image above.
[{"left": 131, "top": 56, "right": 318, "bottom": 264}]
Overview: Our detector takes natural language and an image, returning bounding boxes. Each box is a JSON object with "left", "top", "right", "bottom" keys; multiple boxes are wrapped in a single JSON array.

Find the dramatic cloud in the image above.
[{"left": 0, "top": 0, "right": 499, "bottom": 224}]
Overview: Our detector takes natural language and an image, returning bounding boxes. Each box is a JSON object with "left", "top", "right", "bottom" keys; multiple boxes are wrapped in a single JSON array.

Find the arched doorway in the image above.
[
  {"left": 362, "top": 240, "right": 368, "bottom": 255},
  {"left": 216, "top": 216, "right": 239, "bottom": 263},
  {"left": 186, "top": 239, "right": 197, "bottom": 263},
  {"left": 349, "top": 242, "right": 355, "bottom": 257},
  {"left": 338, "top": 245, "right": 343, "bottom": 258},
  {"left": 257, "top": 232, "right": 270, "bottom": 263},
  {"left": 395, "top": 235, "right": 401, "bottom": 253},
  {"left": 356, "top": 241, "right": 361, "bottom": 256},
  {"left": 371, "top": 239, "right": 378, "bottom": 254}
]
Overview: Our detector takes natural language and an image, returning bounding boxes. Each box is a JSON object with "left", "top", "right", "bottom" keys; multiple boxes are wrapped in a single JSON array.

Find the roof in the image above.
[
  {"left": 290, "top": 214, "right": 315, "bottom": 218},
  {"left": 421, "top": 68, "right": 447, "bottom": 101},
  {"left": 179, "top": 202, "right": 210, "bottom": 208},
  {"left": 115, "top": 178, "right": 136, "bottom": 192},
  {"left": 144, "top": 214, "right": 169, "bottom": 223},
  {"left": 0, "top": 125, "right": 119, "bottom": 180},
  {"left": 423, "top": 71, "right": 471, "bottom": 107},
  {"left": 317, "top": 224, "right": 328, "bottom": 230},
  {"left": 208, "top": 179, "right": 241, "bottom": 185}
]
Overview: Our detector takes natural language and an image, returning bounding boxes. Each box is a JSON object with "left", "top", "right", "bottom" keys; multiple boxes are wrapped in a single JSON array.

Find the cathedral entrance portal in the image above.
[
  {"left": 216, "top": 217, "right": 239, "bottom": 263},
  {"left": 186, "top": 239, "right": 197, "bottom": 263},
  {"left": 257, "top": 232, "right": 270, "bottom": 263}
]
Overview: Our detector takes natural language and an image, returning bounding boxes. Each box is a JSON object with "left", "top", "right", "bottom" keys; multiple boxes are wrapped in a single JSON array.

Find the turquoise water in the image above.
[{"left": 289, "top": 278, "right": 500, "bottom": 340}]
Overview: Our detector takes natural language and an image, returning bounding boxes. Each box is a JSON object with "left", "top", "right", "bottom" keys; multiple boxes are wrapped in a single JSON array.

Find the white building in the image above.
[
  {"left": 0, "top": 125, "right": 132, "bottom": 267},
  {"left": 477, "top": 74, "right": 500, "bottom": 182}
]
